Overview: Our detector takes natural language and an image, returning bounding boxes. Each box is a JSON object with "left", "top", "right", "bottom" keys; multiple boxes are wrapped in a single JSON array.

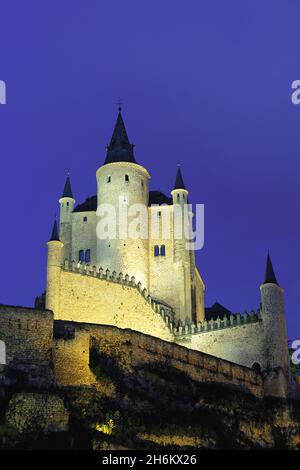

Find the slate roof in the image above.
[
  {"left": 49, "top": 218, "right": 59, "bottom": 241},
  {"left": 205, "top": 302, "right": 233, "bottom": 321},
  {"left": 263, "top": 253, "right": 279, "bottom": 286},
  {"left": 148, "top": 190, "right": 172, "bottom": 206},
  {"left": 173, "top": 166, "right": 186, "bottom": 190},
  {"left": 73, "top": 191, "right": 172, "bottom": 212},
  {"left": 104, "top": 109, "right": 136, "bottom": 165},
  {"left": 73, "top": 196, "right": 97, "bottom": 212},
  {"left": 62, "top": 176, "right": 73, "bottom": 198}
]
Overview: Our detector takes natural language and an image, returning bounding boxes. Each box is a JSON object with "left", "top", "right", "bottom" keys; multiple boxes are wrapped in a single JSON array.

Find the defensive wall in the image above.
[
  {"left": 0, "top": 304, "right": 293, "bottom": 399},
  {"left": 48, "top": 261, "right": 174, "bottom": 342},
  {"left": 0, "top": 304, "right": 54, "bottom": 386},
  {"left": 53, "top": 320, "right": 264, "bottom": 398}
]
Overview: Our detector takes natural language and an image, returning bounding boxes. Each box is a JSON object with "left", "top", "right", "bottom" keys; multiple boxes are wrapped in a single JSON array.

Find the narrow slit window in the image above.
[
  {"left": 83, "top": 216, "right": 87, "bottom": 223},
  {"left": 160, "top": 245, "right": 166, "bottom": 256},
  {"left": 107, "top": 176, "right": 111, "bottom": 183},
  {"left": 125, "top": 174, "right": 129, "bottom": 182}
]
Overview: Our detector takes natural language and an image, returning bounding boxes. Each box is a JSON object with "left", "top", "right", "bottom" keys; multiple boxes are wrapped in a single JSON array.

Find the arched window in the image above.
[
  {"left": 154, "top": 245, "right": 159, "bottom": 257},
  {"left": 79, "top": 250, "right": 84, "bottom": 262},
  {"left": 107, "top": 176, "right": 111, "bottom": 183},
  {"left": 160, "top": 245, "right": 166, "bottom": 256},
  {"left": 125, "top": 174, "right": 129, "bottom": 182},
  {"left": 177, "top": 193, "right": 180, "bottom": 201},
  {"left": 67, "top": 201, "right": 69, "bottom": 206},
  {"left": 85, "top": 249, "right": 91, "bottom": 263},
  {"left": 83, "top": 216, "right": 87, "bottom": 223},
  {"left": 252, "top": 362, "right": 261, "bottom": 373},
  {"left": 0, "top": 340, "right": 6, "bottom": 365}
]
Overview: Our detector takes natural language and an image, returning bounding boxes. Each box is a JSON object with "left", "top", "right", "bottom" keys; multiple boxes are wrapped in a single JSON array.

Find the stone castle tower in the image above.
[{"left": 48, "top": 108, "right": 205, "bottom": 326}]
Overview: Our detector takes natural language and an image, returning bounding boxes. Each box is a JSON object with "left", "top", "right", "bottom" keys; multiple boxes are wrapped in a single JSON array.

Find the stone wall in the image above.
[
  {"left": 0, "top": 305, "right": 53, "bottom": 384},
  {"left": 185, "top": 320, "right": 265, "bottom": 370},
  {"left": 53, "top": 328, "right": 96, "bottom": 386},
  {"left": 148, "top": 205, "right": 179, "bottom": 315},
  {"left": 53, "top": 269, "right": 173, "bottom": 342},
  {"left": 96, "top": 161, "right": 150, "bottom": 290},
  {"left": 53, "top": 321, "right": 263, "bottom": 398},
  {"left": 71, "top": 211, "right": 97, "bottom": 266}
]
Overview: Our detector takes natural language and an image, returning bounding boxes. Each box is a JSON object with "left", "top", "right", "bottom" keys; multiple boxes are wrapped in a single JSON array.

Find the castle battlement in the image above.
[
  {"left": 61, "top": 260, "right": 262, "bottom": 341},
  {"left": 173, "top": 309, "right": 262, "bottom": 338},
  {"left": 62, "top": 259, "right": 175, "bottom": 324}
]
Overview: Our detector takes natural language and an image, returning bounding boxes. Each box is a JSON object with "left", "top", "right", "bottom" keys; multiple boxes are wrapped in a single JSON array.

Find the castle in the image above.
[
  {"left": 0, "top": 109, "right": 295, "bottom": 400},
  {"left": 54, "top": 108, "right": 205, "bottom": 325}
]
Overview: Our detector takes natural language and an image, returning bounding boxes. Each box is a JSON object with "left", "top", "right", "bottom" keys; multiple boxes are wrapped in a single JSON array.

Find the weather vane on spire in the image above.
[{"left": 116, "top": 98, "right": 122, "bottom": 112}]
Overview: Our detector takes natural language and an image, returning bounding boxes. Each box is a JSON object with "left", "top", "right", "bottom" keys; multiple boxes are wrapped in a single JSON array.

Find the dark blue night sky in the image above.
[{"left": 1, "top": 1, "right": 299, "bottom": 337}]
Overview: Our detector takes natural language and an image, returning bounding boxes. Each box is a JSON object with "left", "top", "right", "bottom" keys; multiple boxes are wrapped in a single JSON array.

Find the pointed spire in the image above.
[
  {"left": 49, "top": 218, "right": 59, "bottom": 242},
  {"left": 104, "top": 109, "right": 136, "bottom": 164},
  {"left": 263, "top": 252, "right": 279, "bottom": 285},
  {"left": 62, "top": 174, "right": 73, "bottom": 198},
  {"left": 173, "top": 165, "right": 186, "bottom": 190}
]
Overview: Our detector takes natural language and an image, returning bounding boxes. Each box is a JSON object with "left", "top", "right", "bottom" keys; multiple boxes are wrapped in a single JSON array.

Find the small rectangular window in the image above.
[
  {"left": 83, "top": 216, "right": 87, "bottom": 223},
  {"left": 79, "top": 250, "right": 84, "bottom": 262},
  {"left": 154, "top": 245, "right": 159, "bottom": 257},
  {"left": 160, "top": 245, "right": 166, "bottom": 256}
]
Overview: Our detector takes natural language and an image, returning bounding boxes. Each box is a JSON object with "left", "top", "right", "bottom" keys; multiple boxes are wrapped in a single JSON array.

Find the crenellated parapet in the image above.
[
  {"left": 62, "top": 259, "right": 175, "bottom": 329},
  {"left": 61, "top": 260, "right": 262, "bottom": 341},
  {"left": 172, "top": 309, "right": 262, "bottom": 339}
]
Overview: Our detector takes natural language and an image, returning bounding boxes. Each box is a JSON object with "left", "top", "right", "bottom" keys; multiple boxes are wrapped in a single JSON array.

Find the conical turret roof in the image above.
[
  {"left": 104, "top": 109, "right": 136, "bottom": 164},
  {"left": 62, "top": 175, "right": 73, "bottom": 198},
  {"left": 263, "top": 252, "right": 279, "bottom": 285},
  {"left": 173, "top": 166, "right": 186, "bottom": 190},
  {"left": 49, "top": 218, "right": 59, "bottom": 242}
]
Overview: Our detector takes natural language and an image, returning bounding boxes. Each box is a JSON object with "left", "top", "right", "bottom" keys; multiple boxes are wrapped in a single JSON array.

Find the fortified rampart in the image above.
[
  {"left": 176, "top": 309, "right": 265, "bottom": 369},
  {"left": 0, "top": 304, "right": 54, "bottom": 386},
  {"left": 50, "top": 261, "right": 264, "bottom": 343},
  {"left": 48, "top": 263, "right": 268, "bottom": 372},
  {"left": 48, "top": 260, "right": 174, "bottom": 342},
  {"left": 0, "top": 304, "right": 294, "bottom": 399},
  {"left": 53, "top": 320, "right": 264, "bottom": 398}
]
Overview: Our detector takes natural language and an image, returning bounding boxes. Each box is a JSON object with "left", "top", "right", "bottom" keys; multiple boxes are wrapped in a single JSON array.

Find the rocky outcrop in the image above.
[{"left": 5, "top": 393, "right": 69, "bottom": 434}]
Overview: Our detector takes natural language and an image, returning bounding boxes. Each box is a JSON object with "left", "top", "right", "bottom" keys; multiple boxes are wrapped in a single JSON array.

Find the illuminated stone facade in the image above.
[
  {"left": 44, "top": 110, "right": 291, "bottom": 397},
  {"left": 51, "top": 109, "right": 205, "bottom": 327}
]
